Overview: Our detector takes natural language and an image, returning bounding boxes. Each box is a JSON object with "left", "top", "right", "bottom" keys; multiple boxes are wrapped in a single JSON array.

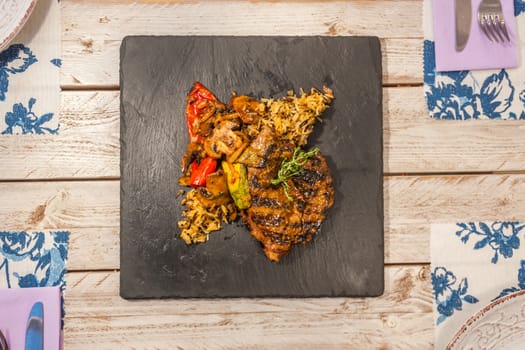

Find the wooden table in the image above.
[{"left": 1, "top": 1, "right": 524, "bottom": 348}]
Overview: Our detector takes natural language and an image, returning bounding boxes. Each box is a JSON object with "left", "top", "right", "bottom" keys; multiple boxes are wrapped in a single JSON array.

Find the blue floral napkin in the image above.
[
  {"left": 0, "top": 231, "right": 69, "bottom": 326},
  {"left": 0, "top": 0, "right": 60, "bottom": 134},
  {"left": 431, "top": 222, "right": 525, "bottom": 348},
  {"left": 423, "top": 0, "right": 525, "bottom": 119}
]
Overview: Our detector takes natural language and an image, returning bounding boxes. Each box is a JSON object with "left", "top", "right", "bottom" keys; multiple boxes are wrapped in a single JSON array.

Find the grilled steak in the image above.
[{"left": 240, "top": 129, "right": 335, "bottom": 261}]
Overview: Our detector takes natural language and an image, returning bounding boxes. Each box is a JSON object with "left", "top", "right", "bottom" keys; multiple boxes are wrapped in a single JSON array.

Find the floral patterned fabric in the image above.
[
  {"left": 431, "top": 222, "right": 525, "bottom": 348},
  {"left": 423, "top": 0, "right": 525, "bottom": 120},
  {"left": 0, "top": 0, "right": 60, "bottom": 134},
  {"left": 0, "top": 231, "right": 69, "bottom": 289},
  {"left": 0, "top": 231, "right": 69, "bottom": 327}
]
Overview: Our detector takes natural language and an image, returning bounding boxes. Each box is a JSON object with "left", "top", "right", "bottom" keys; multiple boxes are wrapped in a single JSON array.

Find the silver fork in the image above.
[{"left": 477, "top": 0, "right": 511, "bottom": 43}]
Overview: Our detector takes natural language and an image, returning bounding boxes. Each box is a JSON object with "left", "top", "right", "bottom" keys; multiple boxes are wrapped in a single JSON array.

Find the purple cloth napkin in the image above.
[
  {"left": 432, "top": 0, "right": 519, "bottom": 71},
  {"left": 0, "top": 287, "right": 61, "bottom": 350}
]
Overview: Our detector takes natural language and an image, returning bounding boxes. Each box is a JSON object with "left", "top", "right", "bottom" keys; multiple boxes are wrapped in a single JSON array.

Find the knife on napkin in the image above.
[
  {"left": 455, "top": 0, "right": 472, "bottom": 51},
  {"left": 25, "top": 302, "right": 43, "bottom": 350}
]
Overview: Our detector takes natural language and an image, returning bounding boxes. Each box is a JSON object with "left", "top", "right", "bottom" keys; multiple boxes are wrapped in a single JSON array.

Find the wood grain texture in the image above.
[
  {"left": 0, "top": 92, "right": 119, "bottom": 180},
  {"left": 384, "top": 88, "right": 525, "bottom": 173},
  {"left": 60, "top": 0, "right": 422, "bottom": 87},
  {"left": 64, "top": 313, "right": 432, "bottom": 350},
  {"left": 61, "top": 0, "right": 421, "bottom": 40},
  {"left": 63, "top": 266, "right": 433, "bottom": 349},
  {"left": 4, "top": 0, "right": 521, "bottom": 347},
  {"left": 65, "top": 266, "right": 431, "bottom": 317},
  {"left": 61, "top": 38, "right": 422, "bottom": 88},
  {"left": 68, "top": 227, "right": 119, "bottom": 270},
  {"left": 1, "top": 175, "right": 524, "bottom": 268},
  {"left": 2, "top": 87, "right": 525, "bottom": 181},
  {"left": 0, "top": 181, "right": 119, "bottom": 230}
]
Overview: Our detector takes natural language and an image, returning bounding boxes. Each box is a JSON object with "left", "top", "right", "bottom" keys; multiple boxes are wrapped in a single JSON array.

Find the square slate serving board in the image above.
[{"left": 120, "top": 36, "right": 384, "bottom": 299}]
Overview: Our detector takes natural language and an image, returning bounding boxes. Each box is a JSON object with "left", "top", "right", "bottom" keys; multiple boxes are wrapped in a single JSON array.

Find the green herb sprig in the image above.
[{"left": 271, "top": 147, "right": 319, "bottom": 201}]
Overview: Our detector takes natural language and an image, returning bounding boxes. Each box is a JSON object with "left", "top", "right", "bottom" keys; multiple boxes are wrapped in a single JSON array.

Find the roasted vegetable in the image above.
[
  {"left": 181, "top": 142, "right": 204, "bottom": 173},
  {"left": 205, "top": 171, "right": 229, "bottom": 197},
  {"left": 190, "top": 157, "right": 217, "bottom": 187},
  {"left": 195, "top": 187, "right": 231, "bottom": 207},
  {"left": 186, "top": 82, "right": 224, "bottom": 143},
  {"left": 236, "top": 146, "right": 264, "bottom": 167},
  {"left": 230, "top": 95, "right": 263, "bottom": 124},
  {"left": 194, "top": 170, "right": 231, "bottom": 207},
  {"left": 226, "top": 141, "right": 249, "bottom": 164},
  {"left": 236, "top": 126, "right": 275, "bottom": 167},
  {"left": 203, "top": 119, "right": 246, "bottom": 159},
  {"left": 221, "top": 162, "right": 251, "bottom": 209}
]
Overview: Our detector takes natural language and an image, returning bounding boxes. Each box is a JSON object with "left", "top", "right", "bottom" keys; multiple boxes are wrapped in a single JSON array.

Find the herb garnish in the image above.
[{"left": 271, "top": 147, "right": 319, "bottom": 201}]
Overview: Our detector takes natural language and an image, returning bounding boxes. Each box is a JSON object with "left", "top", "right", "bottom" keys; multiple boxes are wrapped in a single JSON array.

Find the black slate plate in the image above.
[{"left": 120, "top": 36, "right": 383, "bottom": 299}]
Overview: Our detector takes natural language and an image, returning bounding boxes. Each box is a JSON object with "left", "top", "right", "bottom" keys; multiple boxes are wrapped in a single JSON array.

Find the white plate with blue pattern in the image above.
[
  {"left": 447, "top": 289, "right": 525, "bottom": 350},
  {"left": 0, "top": 0, "right": 38, "bottom": 51}
]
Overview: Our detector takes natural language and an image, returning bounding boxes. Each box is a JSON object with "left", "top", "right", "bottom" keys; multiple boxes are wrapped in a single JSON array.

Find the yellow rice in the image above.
[
  {"left": 178, "top": 189, "right": 237, "bottom": 244},
  {"left": 260, "top": 86, "right": 333, "bottom": 146}
]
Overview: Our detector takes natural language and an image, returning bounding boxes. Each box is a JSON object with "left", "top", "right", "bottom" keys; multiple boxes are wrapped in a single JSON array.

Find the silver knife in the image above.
[
  {"left": 455, "top": 0, "right": 472, "bottom": 51},
  {"left": 25, "top": 302, "right": 43, "bottom": 350}
]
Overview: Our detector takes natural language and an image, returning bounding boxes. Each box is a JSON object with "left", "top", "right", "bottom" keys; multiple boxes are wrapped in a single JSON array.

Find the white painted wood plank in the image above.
[
  {"left": 62, "top": 0, "right": 421, "bottom": 41},
  {"left": 64, "top": 312, "right": 433, "bottom": 349},
  {"left": 60, "top": 0, "right": 422, "bottom": 86},
  {"left": 0, "top": 91, "right": 119, "bottom": 180},
  {"left": 65, "top": 266, "right": 431, "bottom": 316},
  {"left": 68, "top": 227, "right": 119, "bottom": 270},
  {"left": 1, "top": 175, "right": 524, "bottom": 267},
  {"left": 0, "top": 180, "right": 119, "bottom": 230},
  {"left": 63, "top": 266, "right": 433, "bottom": 349},
  {"left": 3, "top": 88, "right": 525, "bottom": 181},
  {"left": 384, "top": 88, "right": 525, "bottom": 173},
  {"left": 60, "top": 38, "right": 422, "bottom": 87}
]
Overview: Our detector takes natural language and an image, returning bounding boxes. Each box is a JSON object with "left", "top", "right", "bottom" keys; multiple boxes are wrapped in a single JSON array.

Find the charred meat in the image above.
[{"left": 241, "top": 134, "right": 335, "bottom": 261}]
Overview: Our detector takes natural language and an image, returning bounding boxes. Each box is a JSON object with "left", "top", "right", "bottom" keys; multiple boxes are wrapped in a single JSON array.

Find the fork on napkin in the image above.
[
  {"left": 430, "top": 0, "right": 519, "bottom": 72},
  {"left": 423, "top": 0, "right": 525, "bottom": 120}
]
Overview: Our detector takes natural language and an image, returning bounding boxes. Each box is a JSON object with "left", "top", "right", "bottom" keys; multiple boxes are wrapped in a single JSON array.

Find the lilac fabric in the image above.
[
  {"left": 0, "top": 287, "right": 61, "bottom": 350},
  {"left": 432, "top": 0, "right": 519, "bottom": 71}
]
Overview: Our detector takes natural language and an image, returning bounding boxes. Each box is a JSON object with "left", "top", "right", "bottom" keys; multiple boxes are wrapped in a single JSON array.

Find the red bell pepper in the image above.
[
  {"left": 190, "top": 157, "right": 217, "bottom": 187},
  {"left": 186, "top": 82, "right": 219, "bottom": 144}
]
